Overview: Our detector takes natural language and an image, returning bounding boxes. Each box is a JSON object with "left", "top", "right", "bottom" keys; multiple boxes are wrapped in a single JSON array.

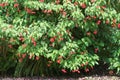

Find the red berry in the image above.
[
  {"left": 96, "top": 6, "right": 100, "bottom": 8},
  {"left": 29, "top": 54, "right": 34, "bottom": 59},
  {"left": 77, "top": 70, "right": 80, "bottom": 73},
  {"left": 101, "top": 6, "right": 106, "bottom": 9},
  {"left": 43, "top": 10, "right": 47, "bottom": 13},
  {"left": 61, "top": 69, "right": 67, "bottom": 73},
  {"left": 92, "top": 16, "right": 96, "bottom": 19},
  {"left": 72, "top": 70, "right": 80, "bottom": 73},
  {"left": 86, "top": 16, "right": 91, "bottom": 20},
  {"left": 31, "top": 37, "right": 36, "bottom": 46},
  {"left": 93, "top": 30, "right": 98, "bottom": 35},
  {"left": 91, "top": 0, "right": 96, "bottom": 3},
  {"left": 55, "top": 0, "right": 60, "bottom": 4},
  {"left": 36, "top": 56, "right": 40, "bottom": 60},
  {"left": 8, "top": 44, "right": 13, "bottom": 49},
  {"left": 50, "top": 37, "right": 55, "bottom": 43},
  {"left": 0, "top": 3, "right": 5, "bottom": 7},
  {"left": 106, "top": 20, "right": 109, "bottom": 24},
  {"left": 72, "top": 70, "right": 76, "bottom": 73},
  {"left": 59, "top": 38, "right": 64, "bottom": 41},
  {"left": 19, "top": 36, "right": 24, "bottom": 42},
  {"left": 109, "top": 70, "right": 114, "bottom": 75},
  {"left": 39, "top": 0, "right": 44, "bottom": 2},
  {"left": 81, "top": 64, "right": 84, "bottom": 67},
  {"left": 62, "top": 11, "right": 67, "bottom": 17},
  {"left": 14, "top": 3, "right": 19, "bottom": 8},
  {"left": 31, "top": 11, "right": 36, "bottom": 14},
  {"left": 86, "top": 32, "right": 91, "bottom": 36},
  {"left": 85, "top": 68, "right": 89, "bottom": 72},
  {"left": 19, "top": 58, "right": 23, "bottom": 62},
  {"left": 22, "top": 54, "right": 26, "bottom": 59},
  {"left": 96, "top": 20, "right": 101, "bottom": 25},
  {"left": 33, "top": 41, "right": 37, "bottom": 46},
  {"left": 60, "top": 8, "right": 64, "bottom": 12},
  {"left": 57, "top": 59, "right": 61, "bottom": 64},
  {"left": 26, "top": 8, "right": 36, "bottom": 14},
  {"left": 47, "top": 64, "right": 51, "bottom": 67},
  {"left": 47, "top": 10, "right": 52, "bottom": 14},
  {"left": 95, "top": 48, "right": 98, "bottom": 53},
  {"left": 22, "top": 44, "right": 27, "bottom": 48},
  {"left": 74, "top": 2, "right": 78, "bottom": 6},
  {"left": 80, "top": 3, "right": 86, "bottom": 9},
  {"left": 118, "top": 23, "right": 120, "bottom": 29}
]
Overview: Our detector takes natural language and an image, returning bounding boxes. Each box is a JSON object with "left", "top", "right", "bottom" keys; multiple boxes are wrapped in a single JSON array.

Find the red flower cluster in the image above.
[
  {"left": 26, "top": 8, "right": 36, "bottom": 14},
  {"left": 0, "top": 3, "right": 8, "bottom": 7},
  {"left": 59, "top": 8, "right": 67, "bottom": 17},
  {"left": 17, "top": 53, "right": 26, "bottom": 63},
  {"left": 72, "top": 69, "right": 80, "bottom": 73},
  {"left": 31, "top": 37, "right": 37, "bottom": 46},
  {"left": 118, "top": 23, "right": 120, "bottom": 29},
  {"left": 43, "top": 10, "right": 52, "bottom": 14}
]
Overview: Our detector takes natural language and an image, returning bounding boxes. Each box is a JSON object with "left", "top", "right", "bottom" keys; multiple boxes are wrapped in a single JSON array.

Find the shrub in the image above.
[{"left": 0, "top": 0, "right": 120, "bottom": 76}]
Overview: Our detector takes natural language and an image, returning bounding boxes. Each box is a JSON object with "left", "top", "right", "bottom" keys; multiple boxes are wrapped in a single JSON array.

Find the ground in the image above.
[{"left": 0, "top": 76, "right": 120, "bottom": 80}]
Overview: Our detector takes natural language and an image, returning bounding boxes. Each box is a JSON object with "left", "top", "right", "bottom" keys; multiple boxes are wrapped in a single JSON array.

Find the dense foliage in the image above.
[{"left": 0, "top": 0, "right": 120, "bottom": 76}]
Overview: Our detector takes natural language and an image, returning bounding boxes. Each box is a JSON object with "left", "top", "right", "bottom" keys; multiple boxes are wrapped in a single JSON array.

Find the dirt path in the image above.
[{"left": 0, "top": 76, "right": 120, "bottom": 80}]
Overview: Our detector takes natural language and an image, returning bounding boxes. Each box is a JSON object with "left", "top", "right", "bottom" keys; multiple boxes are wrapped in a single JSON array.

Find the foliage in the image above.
[
  {"left": 108, "top": 0, "right": 120, "bottom": 12},
  {"left": 0, "top": 0, "right": 120, "bottom": 76}
]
